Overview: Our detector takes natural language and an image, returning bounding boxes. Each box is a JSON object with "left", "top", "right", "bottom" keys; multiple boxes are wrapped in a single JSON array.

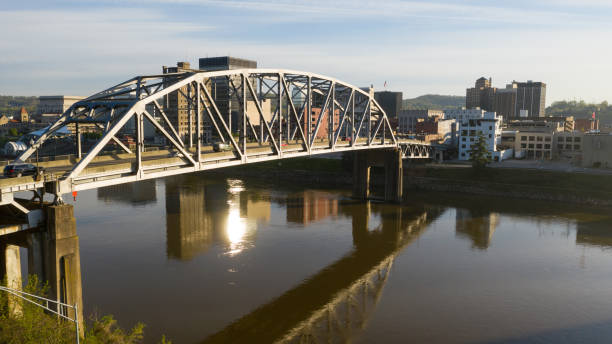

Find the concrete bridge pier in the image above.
[
  {"left": 352, "top": 149, "right": 403, "bottom": 202},
  {"left": 0, "top": 204, "right": 83, "bottom": 334},
  {"left": 44, "top": 204, "right": 84, "bottom": 330}
]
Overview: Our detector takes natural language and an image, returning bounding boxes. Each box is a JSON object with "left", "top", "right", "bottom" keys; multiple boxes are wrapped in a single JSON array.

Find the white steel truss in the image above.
[{"left": 12, "top": 69, "right": 428, "bottom": 199}]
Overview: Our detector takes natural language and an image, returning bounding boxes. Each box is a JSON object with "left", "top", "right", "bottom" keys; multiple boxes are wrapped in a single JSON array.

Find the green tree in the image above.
[
  {"left": 0, "top": 275, "right": 169, "bottom": 344},
  {"left": 8, "top": 128, "right": 18, "bottom": 137},
  {"left": 468, "top": 134, "right": 491, "bottom": 170}
]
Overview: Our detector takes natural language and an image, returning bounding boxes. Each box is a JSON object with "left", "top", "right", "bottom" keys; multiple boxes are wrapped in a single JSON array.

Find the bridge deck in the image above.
[{"left": 1, "top": 138, "right": 432, "bottom": 202}]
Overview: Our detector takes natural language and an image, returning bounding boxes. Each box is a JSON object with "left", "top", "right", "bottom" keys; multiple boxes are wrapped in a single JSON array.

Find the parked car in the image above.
[
  {"left": 213, "top": 142, "right": 232, "bottom": 152},
  {"left": 3, "top": 163, "right": 43, "bottom": 178}
]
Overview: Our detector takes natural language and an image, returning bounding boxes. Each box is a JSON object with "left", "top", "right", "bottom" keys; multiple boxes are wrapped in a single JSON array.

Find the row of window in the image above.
[
  {"left": 520, "top": 143, "right": 551, "bottom": 149},
  {"left": 520, "top": 136, "right": 551, "bottom": 142},
  {"left": 558, "top": 144, "right": 581, "bottom": 151},
  {"left": 519, "top": 143, "right": 582, "bottom": 151},
  {"left": 461, "top": 134, "right": 493, "bottom": 142},
  {"left": 558, "top": 137, "right": 581, "bottom": 142},
  {"left": 461, "top": 130, "right": 494, "bottom": 136}
]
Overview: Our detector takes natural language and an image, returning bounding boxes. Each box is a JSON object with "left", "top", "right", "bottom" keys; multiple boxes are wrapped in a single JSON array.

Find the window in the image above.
[
  {"left": 470, "top": 130, "right": 476, "bottom": 136},
  {"left": 536, "top": 144, "right": 543, "bottom": 149},
  {"left": 566, "top": 137, "right": 573, "bottom": 142},
  {"left": 529, "top": 136, "right": 535, "bottom": 141},
  {"left": 488, "top": 134, "right": 492, "bottom": 138},
  {"left": 462, "top": 137, "right": 466, "bottom": 142},
  {"left": 528, "top": 144, "right": 534, "bottom": 148},
  {"left": 470, "top": 138, "right": 475, "bottom": 142},
  {"left": 565, "top": 144, "right": 572, "bottom": 149},
  {"left": 557, "top": 144, "right": 563, "bottom": 150},
  {"left": 545, "top": 137, "right": 551, "bottom": 142},
  {"left": 544, "top": 144, "right": 551, "bottom": 149},
  {"left": 461, "top": 153, "right": 466, "bottom": 157},
  {"left": 574, "top": 145, "right": 581, "bottom": 150},
  {"left": 462, "top": 130, "right": 468, "bottom": 136},
  {"left": 537, "top": 136, "right": 543, "bottom": 142},
  {"left": 574, "top": 137, "right": 581, "bottom": 142},
  {"left": 461, "top": 144, "right": 466, "bottom": 148},
  {"left": 521, "top": 143, "right": 527, "bottom": 148},
  {"left": 521, "top": 136, "right": 527, "bottom": 141},
  {"left": 489, "top": 126, "right": 492, "bottom": 130},
  {"left": 558, "top": 137, "right": 564, "bottom": 142}
]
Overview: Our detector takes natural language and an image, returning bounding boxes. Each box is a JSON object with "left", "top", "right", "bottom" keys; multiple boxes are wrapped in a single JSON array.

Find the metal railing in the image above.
[{"left": 0, "top": 285, "right": 80, "bottom": 343}]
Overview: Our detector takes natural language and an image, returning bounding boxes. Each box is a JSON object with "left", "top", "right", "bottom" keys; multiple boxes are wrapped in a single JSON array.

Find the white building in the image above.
[{"left": 445, "top": 109, "right": 509, "bottom": 161}]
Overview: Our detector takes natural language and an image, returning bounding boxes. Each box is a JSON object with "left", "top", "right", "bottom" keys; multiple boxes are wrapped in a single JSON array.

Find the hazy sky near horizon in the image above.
[{"left": 1, "top": 0, "right": 611, "bottom": 104}]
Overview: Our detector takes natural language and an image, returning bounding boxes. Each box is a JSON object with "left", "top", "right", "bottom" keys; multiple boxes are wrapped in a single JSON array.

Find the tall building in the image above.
[
  {"left": 466, "top": 77, "right": 496, "bottom": 111},
  {"left": 466, "top": 78, "right": 547, "bottom": 120},
  {"left": 374, "top": 91, "right": 402, "bottom": 118},
  {"left": 515, "top": 81, "right": 546, "bottom": 118},
  {"left": 199, "top": 56, "right": 257, "bottom": 134},
  {"left": 494, "top": 84, "right": 517, "bottom": 120},
  {"left": 162, "top": 62, "right": 212, "bottom": 142}
]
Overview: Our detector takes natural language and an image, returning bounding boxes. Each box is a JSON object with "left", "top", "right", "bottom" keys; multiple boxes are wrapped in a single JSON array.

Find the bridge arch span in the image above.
[{"left": 2, "top": 68, "right": 429, "bottom": 203}]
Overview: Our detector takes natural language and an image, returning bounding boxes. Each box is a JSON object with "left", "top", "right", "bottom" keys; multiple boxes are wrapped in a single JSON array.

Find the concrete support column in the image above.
[
  {"left": 384, "top": 148, "right": 403, "bottom": 203},
  {"left": 1, "top": 244, "right": 22, "bottom": 289},
  {"left": 45, "top": 204, "right": 83, "bottom": 335},
  {"left": 27, "top": 232, "right": 44, "bottom": 281},
  {"left": 352, "top": 151, "right": 370, "bottom": 200},
  {"left": 1, "top": 243, "right": 22, "bottom": 315}
]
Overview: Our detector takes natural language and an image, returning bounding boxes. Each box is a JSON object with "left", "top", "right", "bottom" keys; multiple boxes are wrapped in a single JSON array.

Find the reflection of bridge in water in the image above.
[
  {"left": 117, "top": 176, "right": 443, "bottom": 342},
  {"left": 201, "top": 199, "right": 443, "bottom": 343}
]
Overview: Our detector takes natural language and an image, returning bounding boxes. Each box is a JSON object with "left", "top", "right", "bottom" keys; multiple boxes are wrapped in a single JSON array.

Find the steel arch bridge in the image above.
[{"left": 2, "top": 69, "right": 431, "bottom": 206}]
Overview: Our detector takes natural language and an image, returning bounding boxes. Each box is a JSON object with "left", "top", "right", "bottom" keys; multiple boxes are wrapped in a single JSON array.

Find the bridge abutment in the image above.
[
  {"left": 0, "top": 203, "right": 83, "bottom": 334},
  {"left": 352, "top": 149, "right": 403, "bottom": 203},
  {"left": 45, "top": 204, "right": 84, "bottom": 331}
]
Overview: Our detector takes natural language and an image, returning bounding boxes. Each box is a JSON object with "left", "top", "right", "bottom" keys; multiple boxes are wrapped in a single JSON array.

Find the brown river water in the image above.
[{"left": 44, "top": 172, "right": 612, "bottom": 343}]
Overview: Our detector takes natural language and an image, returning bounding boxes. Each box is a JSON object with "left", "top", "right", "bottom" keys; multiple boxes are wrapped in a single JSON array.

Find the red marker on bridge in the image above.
[{"left": 72, "top": 191, "right": 77, "bottom": 201}]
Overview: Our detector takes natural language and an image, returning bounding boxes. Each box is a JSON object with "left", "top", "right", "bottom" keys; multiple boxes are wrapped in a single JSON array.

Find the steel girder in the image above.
[{"left": 15, "top": 69, "right": 404, "bottom": 197}]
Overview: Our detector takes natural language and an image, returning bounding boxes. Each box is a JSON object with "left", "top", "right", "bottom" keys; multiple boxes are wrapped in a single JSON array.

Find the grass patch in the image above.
[{"left": 0, "top": 275, "right": 170, "bottom": 344}]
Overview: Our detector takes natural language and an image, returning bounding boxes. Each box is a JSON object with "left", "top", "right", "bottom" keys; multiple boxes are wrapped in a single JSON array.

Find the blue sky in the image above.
[{"left": 2, "top": 0, "right": 612, "bottom": 104}]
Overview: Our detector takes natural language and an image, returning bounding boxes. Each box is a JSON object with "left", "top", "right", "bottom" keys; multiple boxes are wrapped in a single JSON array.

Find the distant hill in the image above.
[
  {"left": 547, "top": 100, "right": 612, "bottom": 127},
  {"left": 402, "top": 94, "right": 465, "bottom": 110}
]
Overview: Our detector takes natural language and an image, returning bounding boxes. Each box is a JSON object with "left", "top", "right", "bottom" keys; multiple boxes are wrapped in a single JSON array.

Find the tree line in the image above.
[{"left": 0, "top": 95, "right": 39, "bottom": 116}]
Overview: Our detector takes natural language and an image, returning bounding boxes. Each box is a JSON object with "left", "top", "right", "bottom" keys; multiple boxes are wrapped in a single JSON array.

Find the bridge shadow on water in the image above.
[{"left": 192, "top": 191, "right": 445, "bottom": 344}]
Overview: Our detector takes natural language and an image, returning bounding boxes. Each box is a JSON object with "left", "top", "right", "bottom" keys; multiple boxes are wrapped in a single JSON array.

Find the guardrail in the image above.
[{"left": 0, "top": 285, "right": 80, "bottom": 343}]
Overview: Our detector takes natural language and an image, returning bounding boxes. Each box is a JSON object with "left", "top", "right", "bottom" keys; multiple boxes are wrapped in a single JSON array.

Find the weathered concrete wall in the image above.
[{"left": 44, "top": 204, "right": 83, "bottom": 333}]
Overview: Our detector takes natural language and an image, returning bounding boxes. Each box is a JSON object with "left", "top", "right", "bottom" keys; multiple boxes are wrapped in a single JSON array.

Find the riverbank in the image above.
[{"left": 209, "top": 157, "right": 612, "bottom": 207}]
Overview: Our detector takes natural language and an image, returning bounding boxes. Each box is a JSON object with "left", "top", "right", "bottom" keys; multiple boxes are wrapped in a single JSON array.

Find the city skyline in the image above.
[{"left": 1, "top": 0, "right": 612, "bottom": 104}]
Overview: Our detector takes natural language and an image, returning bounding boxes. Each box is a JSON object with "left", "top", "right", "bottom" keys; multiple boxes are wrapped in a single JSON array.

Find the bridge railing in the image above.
[{"left": 0, "top": 285, "right": 80, "bottom": 343}]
